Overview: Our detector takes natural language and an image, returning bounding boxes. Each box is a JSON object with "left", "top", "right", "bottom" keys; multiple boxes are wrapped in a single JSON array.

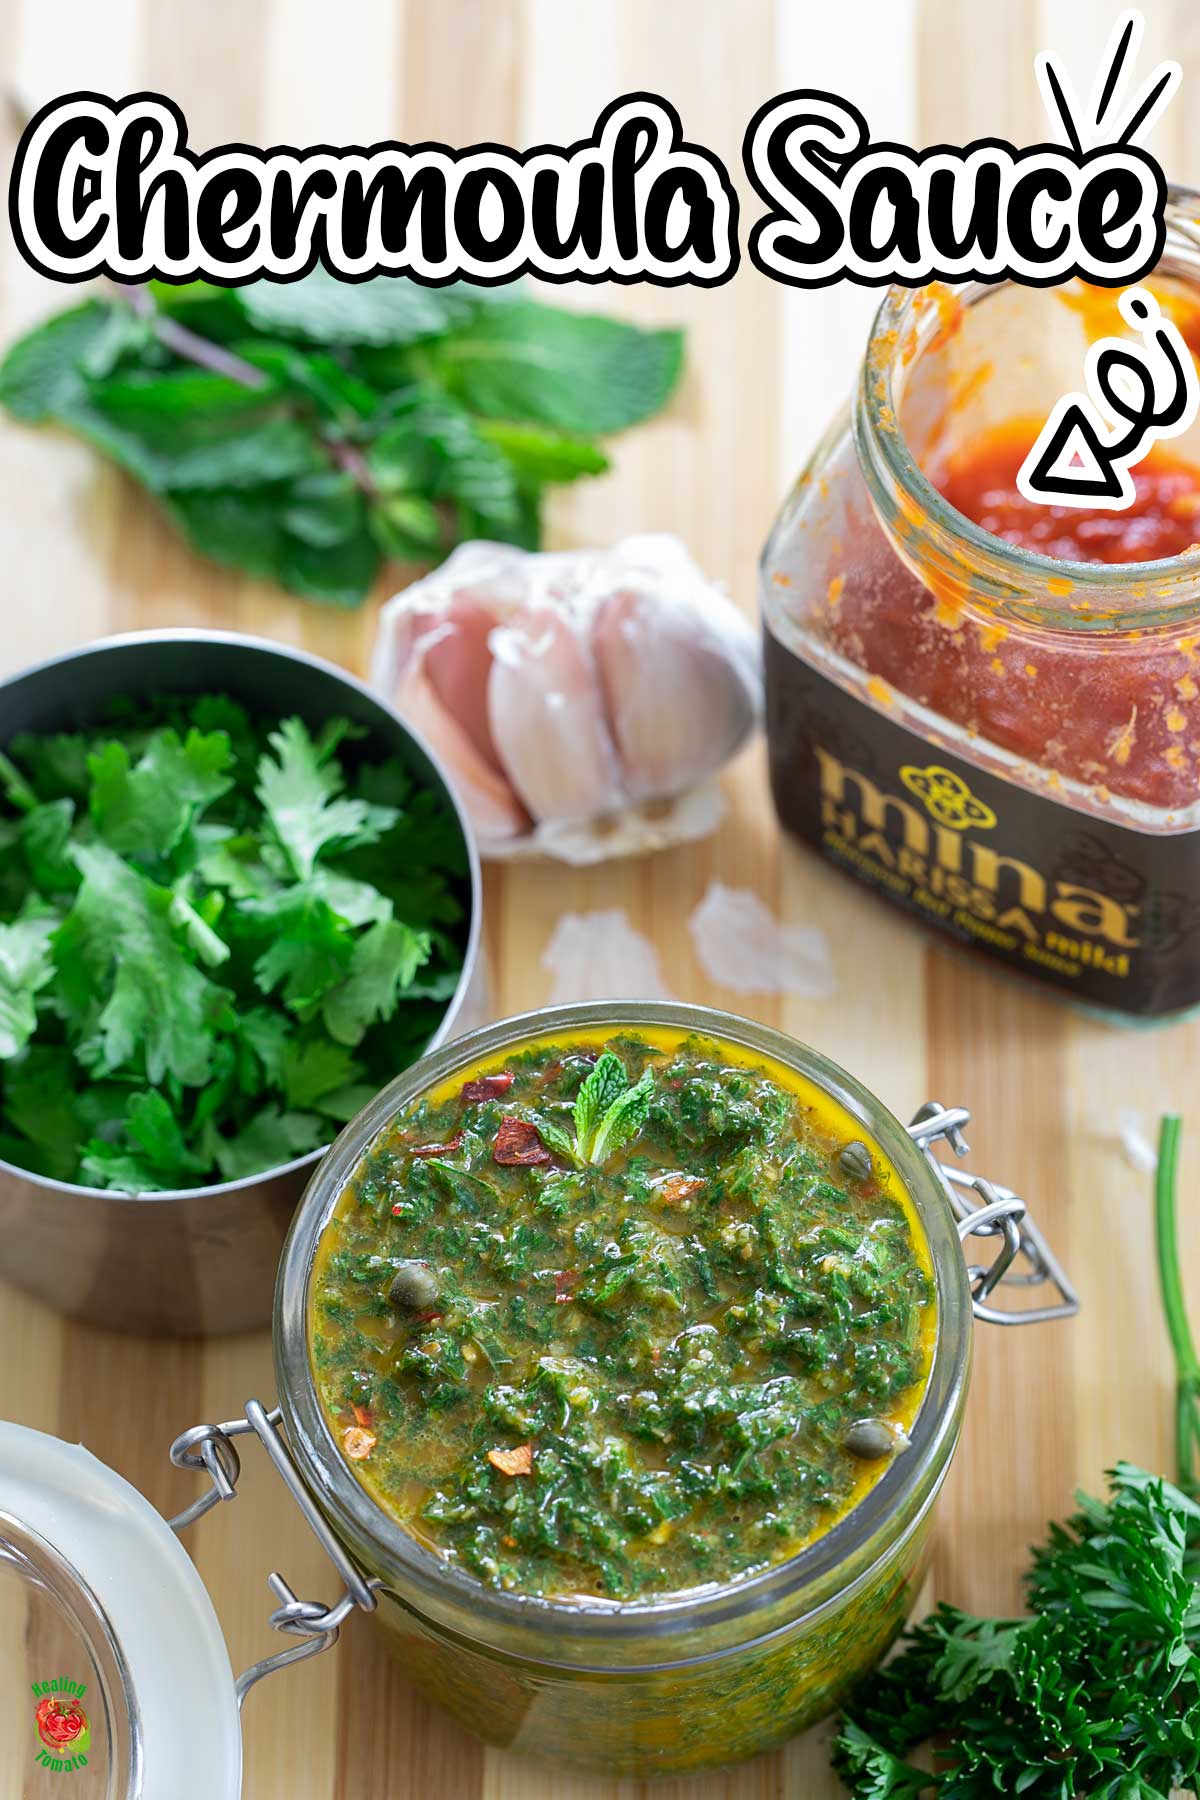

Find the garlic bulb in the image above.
[{"left": 370, "top": 535, "right": 761, "bottom": 863}]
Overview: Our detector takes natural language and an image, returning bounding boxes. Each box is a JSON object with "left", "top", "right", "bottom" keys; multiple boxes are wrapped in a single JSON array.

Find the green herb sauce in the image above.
[{"left": 311, "top": 1029, "right": 934, "bottom": 1601}]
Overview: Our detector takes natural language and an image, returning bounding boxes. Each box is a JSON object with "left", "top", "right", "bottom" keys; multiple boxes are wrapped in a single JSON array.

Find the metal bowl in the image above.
[{"left": 0, "top": 630, "right": 483, "bottom": 1336}]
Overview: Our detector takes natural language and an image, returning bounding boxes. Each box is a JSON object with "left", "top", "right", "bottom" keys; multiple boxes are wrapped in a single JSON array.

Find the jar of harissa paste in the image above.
[
  {"left": 763, "top": 187, "right": 1200, "bottom": 1021},
  {"left": 156, "top": 1002, "right": 1073, "bottom": 1781}
]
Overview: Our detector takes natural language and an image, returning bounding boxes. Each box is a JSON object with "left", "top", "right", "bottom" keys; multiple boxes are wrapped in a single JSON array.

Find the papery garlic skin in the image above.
[{"left": 370, "top": 535, "right": 761, "bottom": 862}]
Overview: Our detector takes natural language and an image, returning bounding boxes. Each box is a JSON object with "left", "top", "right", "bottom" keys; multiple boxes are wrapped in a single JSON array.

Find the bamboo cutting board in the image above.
[{"left": 1, "top": 2, "right": 1198, "bottom": 1795}]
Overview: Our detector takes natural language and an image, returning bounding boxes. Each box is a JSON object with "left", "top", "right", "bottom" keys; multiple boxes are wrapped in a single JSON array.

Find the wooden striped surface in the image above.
[{"left": 1, "top": 1, "right": 1197, "bottom": 1794}]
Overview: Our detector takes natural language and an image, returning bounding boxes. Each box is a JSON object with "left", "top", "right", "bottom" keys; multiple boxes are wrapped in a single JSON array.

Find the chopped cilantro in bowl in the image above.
[{"left": 0, "top": 680, "right": 470, "bottom": 1194}]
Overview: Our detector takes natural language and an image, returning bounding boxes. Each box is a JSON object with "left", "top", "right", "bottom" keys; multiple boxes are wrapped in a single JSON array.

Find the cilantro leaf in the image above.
[
  {"left": 56, "top": 843, "right": 226, "bottom": 1086},
  {"left": 246, "top": 888, "right": 355, "bottom": 1015},
  {"left": 279, "top": 1037, "right": 363, "bottom": 1110},
  {"left": 256, "top": 718, "right": 396, "bottom": 879},
  {"left": 0, "top": 912, "right": 56, "bottom": 1056},
  {"left": 20, "top": 800, "right": 78, "bottom": 893},
  {"left": 79, "top": 1090, "right": 209, "bottom": 1191},
  {"left": 322, "top": 918, "right": 432, "bottom": 1047},
  {"left": 205, "top": 1105, "right": 327, "bottom": 1183},
  {"left": 0, "top": 1046, "right": 84, "bottom": 1180},
  {"left": 0, "top": 693, "right": 466, "bottom": 1190},
  {"left": 89, "top": 727, "right": 233, "bottom": 859}
]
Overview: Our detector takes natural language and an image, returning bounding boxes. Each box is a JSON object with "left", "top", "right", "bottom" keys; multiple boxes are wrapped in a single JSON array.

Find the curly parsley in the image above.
[{"left": 833, "top": 1114, "right": 1200, "bottom": 1800}]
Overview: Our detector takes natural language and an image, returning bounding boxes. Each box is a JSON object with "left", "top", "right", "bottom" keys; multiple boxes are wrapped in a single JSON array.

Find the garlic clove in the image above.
[
  {"left": 394, "top": 652, "right": 529, "bottom": 843},
  {"left": 487, "top": 605, "right": 624, "bottom": 823},
  {"left": 592, "top": 584, "right": 760, "bottom": 802},
  {"left": 421, "top": 592, "right": 508, "bottom": 776}
]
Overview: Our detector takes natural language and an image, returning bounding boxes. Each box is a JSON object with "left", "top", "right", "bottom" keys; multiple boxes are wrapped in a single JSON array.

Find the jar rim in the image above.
[
  {"left": 856, "top": 186, "right": 1200, "bottom": 616},
  {"left": 273, "top": 1001, "right": 972, "bottom": 1660}
]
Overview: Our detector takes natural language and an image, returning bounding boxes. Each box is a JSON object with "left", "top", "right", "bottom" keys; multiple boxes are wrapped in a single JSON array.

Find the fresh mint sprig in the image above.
[
  {"left": 0, "top": 276, "right": 684, "bottom": 607},
  {"left": 535, "top": 1053, "right": 655, "bottom": 1168}
]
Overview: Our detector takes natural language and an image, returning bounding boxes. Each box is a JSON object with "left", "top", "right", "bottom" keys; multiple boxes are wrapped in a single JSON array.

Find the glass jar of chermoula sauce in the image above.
[
  {"left": 763, "top": 187, "right": 1200, "bottom": 1021},
  {"left": 159, "top": 1003, "right": 1074, "bottom": 1781}
]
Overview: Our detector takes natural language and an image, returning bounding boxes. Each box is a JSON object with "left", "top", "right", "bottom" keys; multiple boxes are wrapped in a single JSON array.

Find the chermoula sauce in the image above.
[{"left": 310, "top": 1030, "right": 934, "bottom": 1601}]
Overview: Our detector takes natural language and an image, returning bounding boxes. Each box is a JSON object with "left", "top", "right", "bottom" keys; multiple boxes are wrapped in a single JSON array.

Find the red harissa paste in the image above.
[{"left": 827, "top": 423, "right": 1200, "bottom": 812}]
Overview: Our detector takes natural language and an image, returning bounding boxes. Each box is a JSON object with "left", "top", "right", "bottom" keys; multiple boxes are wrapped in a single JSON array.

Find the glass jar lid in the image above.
[{"left": 0, "top": 1423, "right": 241, "bottom": 1799}]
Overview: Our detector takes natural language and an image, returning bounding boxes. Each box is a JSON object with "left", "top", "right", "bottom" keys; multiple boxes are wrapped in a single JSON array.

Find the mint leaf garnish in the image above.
[
  {"left": 574, "top": 1053, "right": 629, "bottom": 1158},
  {"left": 589, "top": 1068, "right": 655, "bottom": 1164}
]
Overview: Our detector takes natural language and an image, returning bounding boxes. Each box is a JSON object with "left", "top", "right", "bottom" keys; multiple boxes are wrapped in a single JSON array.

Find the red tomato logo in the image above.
[{"left": 35, "top": 1694, "right": 89, "bottom": 1752}]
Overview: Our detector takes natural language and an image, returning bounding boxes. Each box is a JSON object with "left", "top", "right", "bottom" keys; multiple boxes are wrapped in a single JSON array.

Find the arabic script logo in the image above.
[{"left": 900, "top": 764, "right": 997, "bottom": 832}]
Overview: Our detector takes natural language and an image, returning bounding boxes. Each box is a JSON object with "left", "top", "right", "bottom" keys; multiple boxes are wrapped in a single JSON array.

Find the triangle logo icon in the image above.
[{"left": 1022, "top": 405, "right": 1125, "bottom": 501}]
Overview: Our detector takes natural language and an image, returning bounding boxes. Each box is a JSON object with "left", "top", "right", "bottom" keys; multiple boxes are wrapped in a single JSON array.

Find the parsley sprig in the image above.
[
  {"left": 832, "top": 1114, "right": 1200, "bottom": 1800},
  {"left": 0, "top": 276, "right": 683, "bottom": 607}
]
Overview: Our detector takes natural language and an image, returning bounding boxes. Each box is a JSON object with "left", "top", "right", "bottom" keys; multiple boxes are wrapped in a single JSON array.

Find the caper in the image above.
[
  {"left": 844, "top": 1418, "right": 899, "bottom": 1460},
  {"left": 389, "top": 1260, "right": 439, "bottom": 1309},
  {"left": 838, "top": 1140, "right": 873, "bottom": 1182}
]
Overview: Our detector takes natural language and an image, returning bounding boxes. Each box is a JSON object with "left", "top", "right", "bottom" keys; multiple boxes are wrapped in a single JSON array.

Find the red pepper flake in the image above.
[
  {"left": 351, "top": 1403, "right": 373, "bottom": 1428},
  {"left": 554, "top": 1270, "right": 579, "bottom": 1303},
  {"left": 493, "top": 1117, "right": 552, "bottom": 1166},
  {"left": 410, "top": 1133, "right": 463, "bottom": 1159},
  {"left": 461, "top": 1071, "right": 515, "bottom": 1102},
  {"left": 488, "top": 1443, "right": 533, "bottom": 1476},
  {"left": 659, "top": 1174, "right": 706, "bottom": 1205}
]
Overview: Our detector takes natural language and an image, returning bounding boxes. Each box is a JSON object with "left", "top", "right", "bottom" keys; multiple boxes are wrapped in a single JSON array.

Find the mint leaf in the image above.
[
  {"left": 276, "top": 523, "right": 381, "bottom": 609},
  {"left": 321, "top": 918, "right": 432, "bottom": 1047},
  {"left": 589, "top": 1067, "right": 655, "bottom": 1164},
  {"left": 476, "top": 421, "right": 609, "bottom": 484},
  {"left": 282, "top": 471, "right": 365, "bottom": 546},
  {"left": 233, "top": 270, "right": 474, "bottom": 346},
  {"left": 1, "top": 283, "right": 682, "bottom": 606},
  {"left": 168, "top": 488, "right": 283, "bottom": 583},
  {"left": 430, "top": 301, "right": 684, "bottom": 433},
  {"left": 256, "top": 718, "right": 396, "bottom": 880},
  {"left": 0, "top": 912, "right": 56, "bottom": 1057},
  {"left": 574, "top": 1052, "right": 630, "bottom": 1157},
  {"left": 533, "top": 1117, "right": 579, "bottom": 1164},
  {"left": 0, "top": 301, "right": 114, "bottom": 420},
  {"left": 368, "top": 393, "right": 521, "bottom": 536}
]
